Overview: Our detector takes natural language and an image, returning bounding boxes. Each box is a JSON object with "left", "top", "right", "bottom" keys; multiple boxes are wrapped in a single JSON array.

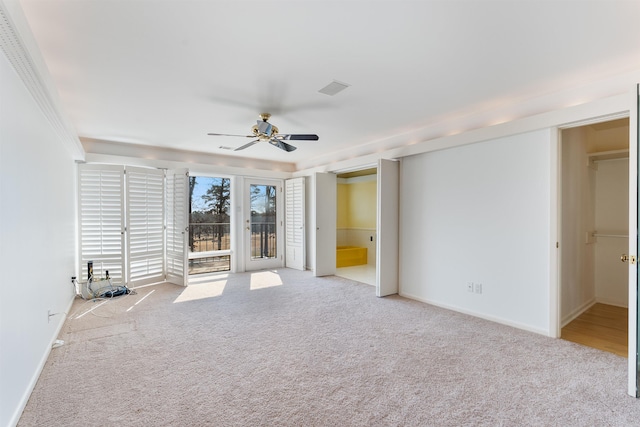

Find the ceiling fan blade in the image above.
[
  {"left": 234, "top": 139, "right": 260, "bottom": 151},
  {"left": 276, "top": 134, "right": 319, "bottom": 141},
  {"left": 269, "top": 138, "right": 297, "bottom": 152},
  {"left": 208, "top": 133, "right": 255, "bottom": 138}
]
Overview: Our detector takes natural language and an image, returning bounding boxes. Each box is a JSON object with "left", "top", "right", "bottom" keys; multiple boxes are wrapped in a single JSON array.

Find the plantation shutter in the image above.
[
  {"left": 166, "top": 169, "right": 188, "bottom": 286},
  {"left": 126, "top": 167, "right": 165, "bottom": 287},
  {"left": 78, "top": 164, "right": 125, "bottom": 284},
  {"left": 285, "top": 177, "right": 305, "bottom": 270}
]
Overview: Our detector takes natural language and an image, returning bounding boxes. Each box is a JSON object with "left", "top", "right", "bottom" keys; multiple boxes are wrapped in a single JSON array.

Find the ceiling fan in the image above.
[{"left": 207, "top": 113, "right": 319, "bottom": 152}]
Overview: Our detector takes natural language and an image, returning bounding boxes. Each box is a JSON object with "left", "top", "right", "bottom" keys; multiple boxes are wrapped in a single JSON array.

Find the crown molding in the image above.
[
  {"left": 0, "top": 0, "right": 84, "bottom": 159},
  {"left": 81, "top": 137, "right": 296, "bottom": 175}
]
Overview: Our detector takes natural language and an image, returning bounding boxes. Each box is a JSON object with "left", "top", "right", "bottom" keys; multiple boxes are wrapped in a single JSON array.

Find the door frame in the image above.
[
  {"left": 629, "top": 84, "right": 638, "bottom": 397},
  {"left": 553, "top": 106, "right": 636, "bottom": 397}
]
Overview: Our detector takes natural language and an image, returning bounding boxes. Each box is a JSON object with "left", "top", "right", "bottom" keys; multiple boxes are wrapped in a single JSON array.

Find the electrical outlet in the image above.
[
  {"left": 475, "top": 283, "right": 483, "bottom": 294},
  {"left": 467, "top": 282, "right": 474, "bottom": 292}
]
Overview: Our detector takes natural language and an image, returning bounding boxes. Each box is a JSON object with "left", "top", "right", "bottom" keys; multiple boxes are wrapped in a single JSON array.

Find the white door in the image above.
[
  {"left": 245, "top": 179, "right": 284, "bottom": 271},
  {"left": 285, "top": 177, "right": 305, "bottom": 270},
  {"left": 376, "top": 159, "right": 400, "bottom": 297},
  {"left": 629, "top": 85, "right": 639, "bottom": 397},
  {"left": 126, "top": 167, "right": 165, "bottom": 287},
  {"left": 314, "top": 172, "right": 336, "bottom": 276},
  {"left": 166, "top": 169, "right": 189, "bottom": 286},
  {"left": 78, "top": 164, "right": 126, "bottom": 284}
]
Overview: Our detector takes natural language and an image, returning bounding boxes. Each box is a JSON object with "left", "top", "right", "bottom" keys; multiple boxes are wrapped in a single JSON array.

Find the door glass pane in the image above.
[
  {"left": 250, "top": 184, "right": 277, "bottom": 260},
  {"left": 188, "top": 176, "right": 231, "bottom": 275},
  {"left": 189, "top": 176, "right": 231, "bottom": 253}
]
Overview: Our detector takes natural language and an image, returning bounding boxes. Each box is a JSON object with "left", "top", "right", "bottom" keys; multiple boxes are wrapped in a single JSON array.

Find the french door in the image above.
[
  {"left": 245, "top": 179, "right": 283, "bottom": 271},
  {"left": 285, "top": 177, "right": 305, "bottom": 270},
  {"left": 79, "top": 164, "right": 188, "bottom": 287},
  {"left": 166, "top": 169, "right": 188, "bottom": 286}
]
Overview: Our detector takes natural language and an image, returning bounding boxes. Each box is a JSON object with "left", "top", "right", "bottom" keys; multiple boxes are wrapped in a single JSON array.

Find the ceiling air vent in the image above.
[{"left": 318, "top": 80, "right": 350, "bottom": 96}]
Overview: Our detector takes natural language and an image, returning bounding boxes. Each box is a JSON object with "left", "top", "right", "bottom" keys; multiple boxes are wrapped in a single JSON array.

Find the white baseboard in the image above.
[
  {"left": 561, "top": 298, "right": 596, "bottom": 328},
  {"left": 10, "top": 295, "right": 75, "bottom": 427},
  {"left": 595, "top": 296, "right": 628, "bottom": 308},
  {"left": 398, "top": 291, "right": 549, "bottom": 337}
]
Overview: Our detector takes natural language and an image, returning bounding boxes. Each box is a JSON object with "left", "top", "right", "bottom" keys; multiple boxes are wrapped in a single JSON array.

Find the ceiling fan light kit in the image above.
[{"left": 208, "top": 113, "right": 319, "bottom": 152}]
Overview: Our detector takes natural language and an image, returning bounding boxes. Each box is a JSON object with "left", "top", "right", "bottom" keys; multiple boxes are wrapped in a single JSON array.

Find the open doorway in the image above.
[
  {"left": 335, "top": 168, "right": 377, "bottom": 286},
  {"left": 559, "top": 118, "right": 630, "bottom": 357}
]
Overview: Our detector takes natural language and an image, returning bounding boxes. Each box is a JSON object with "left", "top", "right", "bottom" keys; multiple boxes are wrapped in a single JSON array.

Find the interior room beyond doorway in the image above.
[
  {"left": 559, "top": 118, "right": 630, "bottom": 357},
  {"left": 335, "top": 168, "right": 377, "bottom": 286}
]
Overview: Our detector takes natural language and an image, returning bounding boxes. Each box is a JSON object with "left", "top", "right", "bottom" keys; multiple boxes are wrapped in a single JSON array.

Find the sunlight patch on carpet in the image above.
[
  {"left": 173, "top": 280, "right": 227, "bottom": 303},
  {"left": 250, "top": 271, "right": 283, "bottom": 290},
  {"left": 127, "top": 289, "right": 156, "bottom": 312}
]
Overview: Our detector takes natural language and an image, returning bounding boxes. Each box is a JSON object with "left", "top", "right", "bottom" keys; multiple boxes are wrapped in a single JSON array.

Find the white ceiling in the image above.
[{"left": 17, "top": 0, "right": 640, "bottom": 170}]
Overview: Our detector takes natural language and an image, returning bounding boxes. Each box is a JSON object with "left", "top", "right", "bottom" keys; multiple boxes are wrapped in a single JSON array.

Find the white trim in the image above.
[
  {"left": 83, "top": 139, "right": 295, "bottom": 175},
  {"left": 595, "top": 297, "right": 629, "bottom": 309},
  {"left": 0, "top": 1, "right": 83, "bottom": 160},
  {"left": 557, "top": 112, "right": 630, "bottom": 130},
  {"left": 295, "top": 69, "right": 640, "bottom": 171},
  {"left": 189, "top": 250, "right": 232, "bottom": 259},
  {"left": 561, "top": 298, "right": 597, "bottom": 328},
  {"left": 399, "top": 291, "right": 550, "bottom": 337},
  {"left": 549, "top": 128, "right": 560, "bottom": 338},
  {"left": 628, "top": 84, "right": 639, "bottom": 397},
  {"left": 294, "top": 93, "right": 631, "bottom": 177},
  {"left": 8, "top": 296, "right": 74, "bottom": 427}
]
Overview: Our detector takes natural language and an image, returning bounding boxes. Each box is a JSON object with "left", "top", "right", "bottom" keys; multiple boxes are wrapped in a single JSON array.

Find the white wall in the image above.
[
  {"left": 0, "top": 51, "right": 77, "bottom": 426},
  {"left": 594, "top": 158, "right": 629, "bottom": 307},
  {"left": 399, "top": 129, "right": 552, "bottom": 335},
  {"left": 336, "top": 175, "right": 377, "bottom": 265},
  {"left": 560, "top": 127, "right": 596, "bottom": 324}
]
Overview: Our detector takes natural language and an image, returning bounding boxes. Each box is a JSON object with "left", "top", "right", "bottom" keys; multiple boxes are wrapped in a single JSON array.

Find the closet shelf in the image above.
[{"left": 587, "top": 149, "right": 629, "bottom": 162}]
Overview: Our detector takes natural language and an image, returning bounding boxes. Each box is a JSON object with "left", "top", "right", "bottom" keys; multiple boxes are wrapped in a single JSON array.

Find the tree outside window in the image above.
[{"left": 189, "top": 176, "right": 231, "bottom": 252}]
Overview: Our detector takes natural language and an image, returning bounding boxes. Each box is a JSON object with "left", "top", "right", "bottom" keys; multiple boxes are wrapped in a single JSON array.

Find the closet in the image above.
[
  {"left": 335, "top": 168, "right": 377, "bottom": 286},
  {"left": 560, "top": 118, "right": 629, "bottom": 356}
]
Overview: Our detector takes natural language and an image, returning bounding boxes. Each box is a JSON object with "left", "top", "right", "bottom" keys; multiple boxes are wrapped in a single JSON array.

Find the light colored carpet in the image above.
[{"left": 18, "top": 269, "right": 640, "bottom": 426}]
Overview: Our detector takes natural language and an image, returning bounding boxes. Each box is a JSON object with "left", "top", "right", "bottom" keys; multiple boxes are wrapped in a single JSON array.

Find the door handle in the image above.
[{"left": 621, "top": 254, "right": 636, "bottom": 264}]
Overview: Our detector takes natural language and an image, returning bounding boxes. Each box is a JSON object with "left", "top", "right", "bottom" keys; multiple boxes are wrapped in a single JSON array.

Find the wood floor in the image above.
[{"left": 561, "top": 303, "right": 628, "bottom": 357}]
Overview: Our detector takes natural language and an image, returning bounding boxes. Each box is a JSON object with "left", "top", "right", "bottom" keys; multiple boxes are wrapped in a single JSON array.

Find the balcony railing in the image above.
[
  {"left": 188, "top": 222, "right": 276, "bottom": 260},
  {"left": 189, "top": 223, "right": 230, "bottom": 252},
  {"left": 251, "top": 222, "right": 276, "bottom": 259}
]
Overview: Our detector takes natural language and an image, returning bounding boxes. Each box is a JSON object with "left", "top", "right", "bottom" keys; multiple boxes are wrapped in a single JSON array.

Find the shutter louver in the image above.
[
  {"left": 126, "top": 167, "right": 165, "bottom": 287},
  {"left": 166, "top": 169, "right": 188, "bottom": 285},
  {"left": 285, "top": 177, "right": 305, "bottom": 270},
  {"left": 78, "top": 164, "right": 125, "bottom": 283}
]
